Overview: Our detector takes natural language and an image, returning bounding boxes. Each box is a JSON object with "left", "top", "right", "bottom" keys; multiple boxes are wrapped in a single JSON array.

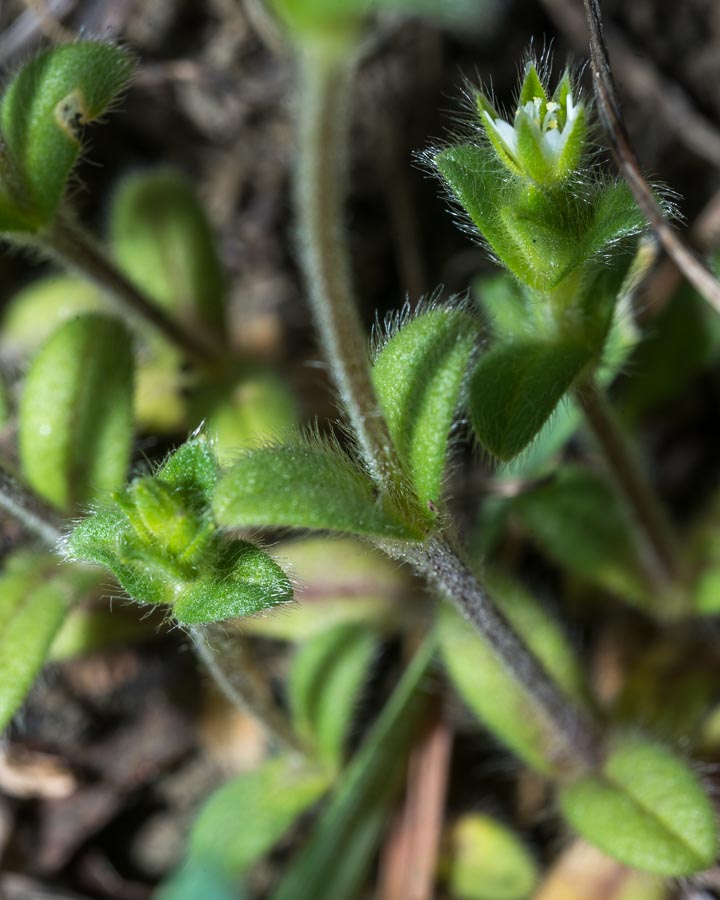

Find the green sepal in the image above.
[
  {"left": 469, "top": 337, "right": 593, "bottom": 461},
  {"left": 442, "top": 814, "right": 538, "bottom": 900},
  {"left": 110, "top": 169, "right": 226, "bottom": 338},
  {"left": 173, "top": 539, "right": 293, "bottom": 624},
  {"left": 555, "top": 102, "right": 586, "bottom": 179},
  {"left": 289, "top": 623, "right": 376, "bottom": 769},
  {"left": 476, "top": 97, "right": 523, "bottom": 176},
  {"left": 213, "top": 436, "right": 425, "bottom": 540},
  {"left": 19, "top": 313, "right": 135, "bottom": 511},
  {"left": 518, "top": 63, "right": 547, "bottom": 107},
  {"left": 186, "top": 754, "right": 330, "bottom": 877},
  {"left": 0, "top": 42, "right": 134, "bottom": 228},
  {"left": 434, "top": 144, "right": 529, "bottom": 280},
  {"left": 559, "top": 736, "right": 718, "bottom": 876},
  {"left": 438, "top": 576, "right": 587, "bottom": 775},
  {"left": 552, "top": 71, "right": 572, "bottom": 125},
  {"left": 372, "top": 305, "right": 478, "bottom": 511},
  {"left": 271, "top": 635, "right": 436, "bottom": 900},
  {"left": 515, "top": 111, "right": 554, "bottom": 184},
  {"left": 0, "top": 552, "right": 103, "bottom": 730}
]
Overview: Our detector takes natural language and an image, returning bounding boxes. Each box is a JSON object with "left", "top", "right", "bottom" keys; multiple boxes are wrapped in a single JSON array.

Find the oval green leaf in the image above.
[
  {"left": 19, "top": 313, "right": 134, "bottom": 511},
  {"left": 469, "top": 338, "right": 591, "bottom": 461},
  {"left": 110, "top": 169, "right": 226, "bottom": 338},
  {"left": 559, "top": 736, "right": 718, "bottom": 876},
  {"left": 372, "top": 306, "right": 478, "bottom": 510},
  {"left": 0, "top": 42, "right": 134, "bottom": 227},
  {"left": 213, "top": 437, "right": 424, "bottom": 540},
  {"left": 289, "top": 623, "right": 376, "bottom": 768}
]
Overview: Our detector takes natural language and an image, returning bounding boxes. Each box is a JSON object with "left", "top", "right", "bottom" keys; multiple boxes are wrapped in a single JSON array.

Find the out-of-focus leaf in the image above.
[
  {"left": 188, "top": 755, "right": 330, "bottom": 877},
  {"left": 0, "top": 552, "right": 103, "bottom": 730},
  {"left": 438, "top": 577, "right": 586, "bottom": 775},
  {"left": 0, "top": 42, "right": 134, "bottom": 228},
  {"left": 559, "top": 736, "right": 717, "bottom": 875},
  {"left": 511, "top": 465, "right": 647, "bottom": 605},
  {"left": 442, "top": 813, "right": 538, "bottom": 900},
  {"left": 240, "top": 537, "right": 416, "bottom": 641},
  {"left": 19, "top": 314, "right": 134, "bottom": 511},
  {"left": 110, "top": 169, "right": 226, "bottom": 338},
  {"left": 191, "top": 368, "right": 298, "bottom": 465},
  {"left": 271, "top": 635, "right": 436, "bottom": 900},
  {"left": 289, "top": 624, "right": 376, "bottom": 768}
]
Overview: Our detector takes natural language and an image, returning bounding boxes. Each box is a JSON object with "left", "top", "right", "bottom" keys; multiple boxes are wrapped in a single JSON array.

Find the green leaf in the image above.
[
  {"left": 240, "top": 537, "right": 415, "bottom": 641},
  {"left": 442, "top": 814, "right": 538, "bottom": 900},
  {"left": 289, "top": 624, "right": 376, "bottom": 768},
  {"left": 50, "top": 604, "right": 158, "bottom": 661},
  {"left": 155, "top": 861, "right": 242, "bottom": 900},
  {"left": 512, "top": 466, "right": 648, "bottom": 605},
  {"left": 156, "top": 435, "right": 218, "bottom": 500},
  {"left": 271, "top": 635, "right": 436, "bottom": 900},
  {"left": 110, "top": 169, "right": 226, "bottom": 338},
  {"left": 372, "top": 306, "right": 478, "bottom": 509},
  {"left": 0, "top": 552, "right": 103, "bottom": 730},
  {"left": 191, "top": 367, "right": 298, "bottom": 466},
  {"left": 469, "top": 338, "right": 592, "bottom": 461},
  {"left": 19, "top": 313, "right": 134, "bottom": 511},
  {"left": 173, "top": 539, "right": 294, "bottom": 624},
  {"left": 0, "top": 274, "right": 105, "bottom": 358},
  {"left": 438, "top": 577, "right": 586, "bottom": 775},
  {"left": 188, "top": 755, "right": 330, "bottom": 876},
  {"left": 0, "top": 42, "right": 134, "bottom": 228},
  {"left": 270, "top": 0, "right": 368, "bottom": 47},
  {"left": 559, "top": 736, "right": 717, "bottom": 876},
  {"left": 213, "top": 437, "right": 424, "bottom": 540}
]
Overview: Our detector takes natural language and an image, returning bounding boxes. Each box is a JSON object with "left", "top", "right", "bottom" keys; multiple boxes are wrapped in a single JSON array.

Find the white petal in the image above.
[{"left": 484, "top": 112, "right": 519, "bottom": 157}]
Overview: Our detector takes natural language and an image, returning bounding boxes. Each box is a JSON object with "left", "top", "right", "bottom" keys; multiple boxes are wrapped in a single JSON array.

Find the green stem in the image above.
[
  {"left": 0, "top": 463, "right": 64, "bottom": 547},
  {"left": 296, "top": 37, "right": 602, "bottom": 776},
  {"left": 41, "top": 212, "right": 223, "bottom": 367},
  {"left": 575, "top": 378, "right": 684, "bottom": 594},
  {"left": 296, "top": 43, "right": 404, "bottom": 492},
  {"left": 401, "top": 535, "right": 602, "bottom": 774}
]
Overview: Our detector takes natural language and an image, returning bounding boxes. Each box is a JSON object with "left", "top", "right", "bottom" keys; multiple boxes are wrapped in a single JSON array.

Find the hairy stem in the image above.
[
  {"left": 296, "top": 43, "right": 404, "bottom": 491},
  {"left": 403, "top": 536, "right": 603, "bottom": 774},
  {"left": 575, "top": 378, "right": 683, "bottom": 593},
  {"left": 41, "top": 213, "right": 223, "bottom": 366},
  {"left": 0, "top": 463, "right": 64, "bottom": 547},
  {"left": 191, "top": 623, "right": 305, "bottom": 755}
]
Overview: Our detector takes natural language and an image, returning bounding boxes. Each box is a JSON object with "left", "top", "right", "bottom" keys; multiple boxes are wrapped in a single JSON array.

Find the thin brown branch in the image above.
[{"left": 582, "top": 0, "right": 720, "bottom": 315}]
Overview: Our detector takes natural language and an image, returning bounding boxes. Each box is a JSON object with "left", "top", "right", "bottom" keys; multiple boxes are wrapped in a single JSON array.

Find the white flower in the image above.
[{"left": 483, "top": 91, "right": 584, "bottom": 176}]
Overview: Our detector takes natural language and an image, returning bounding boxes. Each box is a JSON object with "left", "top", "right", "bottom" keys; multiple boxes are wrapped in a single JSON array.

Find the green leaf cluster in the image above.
[{"left": 67, "top": 438, "right": 293, "bottom": 623}]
